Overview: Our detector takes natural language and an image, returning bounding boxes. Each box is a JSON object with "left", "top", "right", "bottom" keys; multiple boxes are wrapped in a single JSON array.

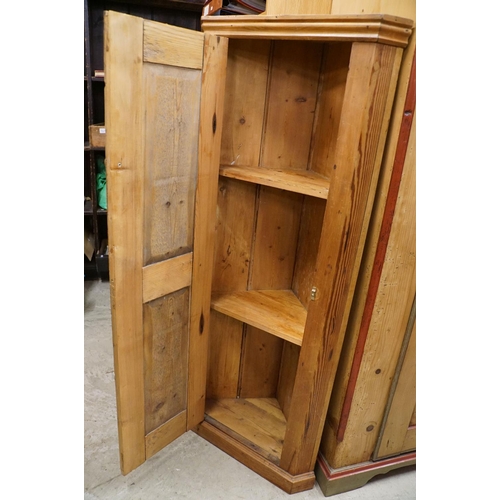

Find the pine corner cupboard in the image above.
[{"left": 105, "top": 10, "right": 414, "bottom": 494}]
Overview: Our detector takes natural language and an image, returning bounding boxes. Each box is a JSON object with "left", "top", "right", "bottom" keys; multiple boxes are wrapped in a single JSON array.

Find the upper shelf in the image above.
[
  {"left": 201, "top": 14, "right": 414, "bottom": 48},
  {"left": 211, "top": 289, "right": 306, "bottom": 346},
  {"left": 220, "top": 165, "right": 329, "bottom": 199}
]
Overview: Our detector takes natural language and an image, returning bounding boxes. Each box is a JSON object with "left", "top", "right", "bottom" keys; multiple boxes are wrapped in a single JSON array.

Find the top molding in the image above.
[{"left": 201, "top": 14, "right": 414, "bottom": 48}]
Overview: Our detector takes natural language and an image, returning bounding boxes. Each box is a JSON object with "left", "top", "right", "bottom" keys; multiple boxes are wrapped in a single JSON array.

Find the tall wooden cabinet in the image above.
[{"left": 105, "top": 10, "right": 413, "bottom": 494}]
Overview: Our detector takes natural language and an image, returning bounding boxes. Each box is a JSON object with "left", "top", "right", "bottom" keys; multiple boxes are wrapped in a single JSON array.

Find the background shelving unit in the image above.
[{"left": 84, "top": 0, "right": 206, "bottom": 280}]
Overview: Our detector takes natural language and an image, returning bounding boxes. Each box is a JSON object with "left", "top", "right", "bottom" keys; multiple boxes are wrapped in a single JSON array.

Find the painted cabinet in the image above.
[{"left": 105, "top": 10, "right": 413, "bottom": 494}]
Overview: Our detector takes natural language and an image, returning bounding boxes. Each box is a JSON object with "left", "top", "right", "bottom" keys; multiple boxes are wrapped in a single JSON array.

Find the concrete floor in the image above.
[{"left": 84, "top": 279, "right": 416, "bottom": 499}]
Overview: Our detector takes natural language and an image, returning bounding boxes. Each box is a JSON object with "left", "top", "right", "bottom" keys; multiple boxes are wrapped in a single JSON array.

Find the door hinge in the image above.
[{"left": 310, "top": 287, "right": 318, "bottom": 301}]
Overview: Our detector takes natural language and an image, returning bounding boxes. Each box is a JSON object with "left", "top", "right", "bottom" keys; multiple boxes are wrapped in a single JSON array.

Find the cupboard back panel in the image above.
[
  {"left": 292, "top": 196, "right": 327, "bottom": 308},
  {"left": 249, "top": 186, "right": 304, "bottom": 291},
  {"left": 143, "top": 287, "right": 189, "bottom": 434},
  {"left": 206, "top": 310, "right": 244, "bottom": 400},
  {"left": 143, "top": 63, "right": 201, "bottom": 265},
  {"left": 212, "top": 177, "right": 256, "bottom": 293},
  {"left": 309, "top": 42, "right": 351, "bottom": 179},
  {"left": 239, "top": 326, "right": 284, "bottom": 398},
  {"left": 220, "top": 39, "right": 271, "bottom": 168},
  {"left": 277, "top": 342, "right": 301, "bottom": 420},
  {"left": 261, "top": 41, "right": 323, "bottom": 170}
]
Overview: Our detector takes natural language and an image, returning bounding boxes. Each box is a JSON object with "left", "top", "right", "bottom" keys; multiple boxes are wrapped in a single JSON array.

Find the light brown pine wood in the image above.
[
  {"left": 330, "top": 0, "right": 416, "bottom": 19},
  {"left": 143, "top": 288, "right": 189, "bottom": 434},
  {"left": 409, "top": 405, "right": 416, "bottom": 427},
  {"left": 142, "top": 63, "right": 201, "bottom": 266},
  {"left": 309, "top": 42, "right": 351, "bottom": 179},
  {"left": 201, "top": 15, "right": 414, "bottom": 48},
  {"left": 320, "top": 32, "right": 416, "bottom": 466},
  {"left": 211, "top": 290, "right": 306, "bottom": 345},
  {"left": 279, "top": 42, "right": 403, "bottom": 476},
  {"left": 249, "top": 187, "right": 303, "bottom": 290},
  {"left": 330, "top": 108, "right": 416, "bottom": 467},
  {"left": 142, "top": 252, "right": 192, "bottom": 303},
  {"left": 205, "top": 398, "right": 286, "bottom": 463},
  {"left": 375, "top": 313, "right": 416, "bottom": 458},
  {"left": 144, "top": 19, "right": 204, "bottom": 69},
  {"left": 239, "top": 326, "right": 284, "bottom": 398},
  {"left": 211, "top": 177, "right": 256, "bottom": 293},
  {"left": 219, "top": 165, "right": 330, "bottom": 199},
  {"left": 292, "top": 197, "right": 327, "bottom": 308},
  {"left": 276, "top": 342, "right": 301, "bottom": 420},
  {"left": 195, "top": 420, "right": 316, "bottom": 493},
  {"left": 402, "top": 426, "right": 416, "bottom": 451},
  {"left": 206, "top": 311, "right": 243, "bottom": 399},
  {"left": 220, "top": 39, "right": 271, "bottom": 167},
  {"left": 106, "top": 11, "right": 206, "bottom": 474},
  {"left": 145, "top": 411, "right": 187, "bottom": 459},
  {"left": 261, "top": 41, "right": 323, "bottom": 170},
  {"left": 104, "top": 11, "right": 146, "bottom": 475},
  {"left": 187, "top": 33, "right": 229, "bottom": 429},
  {"left": 329, "top": 108, "right": 416, "bottom": 468},
  {"left": 266, "top": 0, "right": 332, "bottom": 15}
]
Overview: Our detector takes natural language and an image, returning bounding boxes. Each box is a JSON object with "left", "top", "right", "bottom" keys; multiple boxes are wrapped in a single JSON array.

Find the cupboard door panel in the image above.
[{"left": 105, "top": 11, "right": 204, "bottom": 474}]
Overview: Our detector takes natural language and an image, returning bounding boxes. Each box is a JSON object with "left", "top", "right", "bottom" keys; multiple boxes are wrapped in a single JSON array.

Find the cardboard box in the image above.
[{"left": 89, "top": 123, "right": 106, "bottom": 148}]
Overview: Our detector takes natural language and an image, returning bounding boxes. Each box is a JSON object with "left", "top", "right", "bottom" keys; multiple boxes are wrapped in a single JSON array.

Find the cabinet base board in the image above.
[
  {"left": 315, "top": 451, "right": 416, "bottom": 496},
  {"left": 195, "top": 420, "right": 316, "bottom": 494}
]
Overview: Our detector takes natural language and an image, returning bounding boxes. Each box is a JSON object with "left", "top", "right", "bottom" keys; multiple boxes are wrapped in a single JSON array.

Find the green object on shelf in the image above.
[{"left": 96, "top": 155, "right": 107, "bottom": 210}]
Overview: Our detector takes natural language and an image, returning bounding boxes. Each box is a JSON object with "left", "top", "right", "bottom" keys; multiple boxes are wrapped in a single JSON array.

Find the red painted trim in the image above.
[
  {"left": 317, "top": 451, "right": 416, "bottom": 481},
  {"left": 336, "top": 52, "right": 416, "bottom": 442}
]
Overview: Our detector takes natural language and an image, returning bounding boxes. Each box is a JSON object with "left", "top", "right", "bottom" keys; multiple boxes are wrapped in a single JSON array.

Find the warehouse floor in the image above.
[{"left": 84, "top": 280, "right": 416, "bottom": 499}]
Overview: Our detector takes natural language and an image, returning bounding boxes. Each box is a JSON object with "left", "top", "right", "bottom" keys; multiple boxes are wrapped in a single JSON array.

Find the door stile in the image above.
[
  {"left": 104, "top": 11, "right": 146, "bottom": 475},
  {"left": 187, "top": 34, "right": 229, "bottom": 429}
]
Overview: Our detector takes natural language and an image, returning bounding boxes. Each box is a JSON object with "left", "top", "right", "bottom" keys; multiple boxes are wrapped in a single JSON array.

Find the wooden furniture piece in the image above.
[
  {"left": 316, "top": 49, "right": 416, "bottom": 496},
  {"left": 253, "top": 1, "right": 417, "bottom": 496},
  {"left": 84, "top": 0, "right": 205, "bottom": 280},
  {"left": 105, "top": 10, "right": 413, "bottom": 493}
]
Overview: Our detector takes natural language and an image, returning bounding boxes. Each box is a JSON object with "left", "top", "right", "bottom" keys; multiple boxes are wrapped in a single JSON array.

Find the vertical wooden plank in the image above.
[
  {"left": 331, "top": 108, "right": 416, "bottom": 467},
  {"left": 265, "top": 0, "right": 332, "bottom": 15},
  {"left": 104, "top": 10, "right": 146, "bottom": 474},
  {"left": 239, "top": 326, "right": 284, "bottom": 398},
  {"left": 208, "top": 176, "right": 254, "bottom": 400},
  {"left": 375, "top": 312, "right": 416, "bottom": 458},
  {"left": 292, "top": 197, "right": 327, "bottom": 308},
  {"left": 212, "top": 177, "right": 256, "bottom": 293},
  {"left": 220, "top": 39, "right": 271, "bottom": 167},
  {"left": 206, "top": 311, "right": 244, "bottom": 399},
  {"left": 309, "top": 43, "right": 351, "bottom": 178},
  {"left": 320, "top": 35, "right": 416, "bottom": 465},
  {"left": 330, "top": 0, "right": 416, "bottom": 20},
  {"left": 144, "top": 288, "right": 189, "bottom": 434},
  {"left": 188, "top": 33, "right": 229, "bottom": 429},
  {"left": 280, "top": 43, "right": 403, "bottom": 475},
  {"left": 242, "top": 185, "right": 302, "bottom": 403},
  {"left": 276, "top": 342, "right": 301, "bottom": 420},
  {"left": 143, "top": 63, "right": 201, "bottom": 265},
  {"left": 249, "top": 187, "right": 303, "bottom": 291},
  {"left": 261, "top": 41, "right": 323, "bottom": 170}
]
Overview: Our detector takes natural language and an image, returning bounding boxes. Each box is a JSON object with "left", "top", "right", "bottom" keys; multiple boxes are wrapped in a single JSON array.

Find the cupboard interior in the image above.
[{"left": 205, "top": 38, "right": 352, "bottom": 465}]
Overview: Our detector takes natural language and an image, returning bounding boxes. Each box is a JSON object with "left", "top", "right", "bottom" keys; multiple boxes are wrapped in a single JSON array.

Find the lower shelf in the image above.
[
  {"left": 211, "top": 290, "right": 306, "bottom": 345},
  {"left": 205, "top": 398, "right": 286, "bottom": 465}
]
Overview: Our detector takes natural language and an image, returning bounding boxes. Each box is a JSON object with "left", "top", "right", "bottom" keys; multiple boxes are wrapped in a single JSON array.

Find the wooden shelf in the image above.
[
  {"left": 219, "top": 165, "right": 329, "bottom": 199},
  {"left": 211, "top": 289, "right": 306, "bottom": 345},
  {"left": 205, "top": 398, "right": 286, "bottom": 465}
]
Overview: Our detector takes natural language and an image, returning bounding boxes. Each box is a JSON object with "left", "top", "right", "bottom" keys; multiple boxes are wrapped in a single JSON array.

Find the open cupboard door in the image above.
[{"left": 104, "top": 10, "right": 226, "bottom": 474}]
